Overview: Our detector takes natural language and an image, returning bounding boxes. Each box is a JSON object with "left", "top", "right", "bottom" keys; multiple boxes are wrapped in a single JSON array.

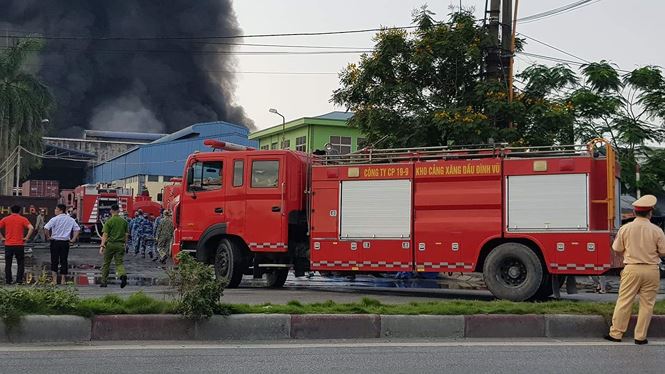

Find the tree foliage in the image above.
[
  {"left": 333, "top": 7, "right": 665, "bottom": 196},
  {"left": 333, "top": 7, "right": 574, "bottom": 148},
  {"left": 0, "top": 39, "right": 54, "bottom": 194}
]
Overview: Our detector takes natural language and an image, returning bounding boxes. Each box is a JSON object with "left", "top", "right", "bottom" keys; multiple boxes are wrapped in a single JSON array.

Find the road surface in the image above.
[{"left": 0, "top": 339, "right": 663, "bottom": 374}]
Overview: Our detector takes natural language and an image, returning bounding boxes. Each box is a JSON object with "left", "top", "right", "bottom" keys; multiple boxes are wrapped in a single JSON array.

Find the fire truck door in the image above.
[
  {"left": 180, "top": 160, "right": 226, "bottom": 242},
  {"left": 244, "top": 157, "right": 286, "bottom": 251}
]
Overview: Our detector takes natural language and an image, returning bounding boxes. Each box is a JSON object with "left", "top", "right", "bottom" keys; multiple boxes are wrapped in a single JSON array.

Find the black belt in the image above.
[{"left": 626, "top": 263, "right": 658, "bottom": 265}]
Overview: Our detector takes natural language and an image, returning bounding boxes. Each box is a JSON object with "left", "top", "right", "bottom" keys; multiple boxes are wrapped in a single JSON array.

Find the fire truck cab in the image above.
[
  {"left": 173, "top": 141, "right": 309, "bottom": 288},
  {"left": 173, "top": 139, "right": 621, "bottom": 301}
]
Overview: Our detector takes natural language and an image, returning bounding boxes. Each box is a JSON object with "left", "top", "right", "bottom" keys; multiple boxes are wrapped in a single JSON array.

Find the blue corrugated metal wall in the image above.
[{"left": 89, "top": 121, "right": 257, "bottom": 183}]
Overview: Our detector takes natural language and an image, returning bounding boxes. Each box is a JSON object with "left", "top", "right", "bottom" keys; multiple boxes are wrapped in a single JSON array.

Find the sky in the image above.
[{"left": 231, "top": 0, "right": 664, "bottom": 130}]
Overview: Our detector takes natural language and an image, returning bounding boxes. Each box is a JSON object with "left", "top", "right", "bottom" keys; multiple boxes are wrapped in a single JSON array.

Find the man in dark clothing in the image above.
[
  {"left": 99, "top": 204, "right": 129, "bottom": 288},
  {"left": 0, "top": 205, "right": 34, "bottom": 284}
]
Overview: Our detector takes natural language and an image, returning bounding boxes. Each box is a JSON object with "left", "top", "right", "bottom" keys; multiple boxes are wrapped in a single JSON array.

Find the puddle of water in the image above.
[{"left": 2, "top": 257, "right": 170, "bottom": 287}]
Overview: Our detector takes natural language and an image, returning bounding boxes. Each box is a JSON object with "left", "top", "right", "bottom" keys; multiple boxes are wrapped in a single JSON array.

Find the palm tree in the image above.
[{"left": 0, "top": 39, "right": 54, "bottom": 194}]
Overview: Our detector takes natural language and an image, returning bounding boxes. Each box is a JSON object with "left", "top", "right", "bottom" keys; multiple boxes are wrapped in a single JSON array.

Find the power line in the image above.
[
  {"left": 0, "top": 46, "right": 372, "bottom": 56},
  {"left": 5, "top": 26, "right": 419, "bottom": 41},
  {"left": 518, "top": 51, "right": 585, "bottom": 66},
  {"left": 518, "top": 0, "right": 603, "bottom": 24},
  {"left": 517, "top": 31, "right": 590, "bottom": 64}
]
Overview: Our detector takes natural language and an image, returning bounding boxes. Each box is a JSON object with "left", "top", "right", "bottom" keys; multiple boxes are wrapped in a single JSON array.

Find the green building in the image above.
[{"left": 249, "top": 112, "right": 365, "bottom": 154}]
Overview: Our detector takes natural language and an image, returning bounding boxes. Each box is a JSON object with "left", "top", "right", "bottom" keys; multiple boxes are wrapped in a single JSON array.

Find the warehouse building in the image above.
[{"left": 89, "top": 121, "right": 256, "bottom": 197}]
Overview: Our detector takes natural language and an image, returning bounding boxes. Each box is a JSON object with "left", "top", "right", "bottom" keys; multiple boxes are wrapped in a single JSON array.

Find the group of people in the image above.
[
  {"left": 1, "top": 204, "right": 79, "bottom": 285},
  {"left": 126, "top": 209, "right": 174, "bottom": 264},
  {"left": 1, "top": 203, "right": 174, "bottom": 288}
]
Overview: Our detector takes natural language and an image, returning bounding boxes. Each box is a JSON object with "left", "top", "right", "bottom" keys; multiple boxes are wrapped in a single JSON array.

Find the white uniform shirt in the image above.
[{"left": 44, "top": 214, "right": 80, "bottom": 240}]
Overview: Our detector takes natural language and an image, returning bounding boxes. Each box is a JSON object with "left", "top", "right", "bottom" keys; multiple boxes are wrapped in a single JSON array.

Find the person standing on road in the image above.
[
  {"left": 605, "top": 195, "right": 665, "bottom": 345},
  {"left": 153, "top": 209, "right": 164, "bottom": 238},
  {"left": 140, "top": 212, "right": 156, "bottom": 260},
  {"left": 32, "top": 209, "right": 46, "bottom": 243},
  {"left": 131, "top": 210, "right": 144, "bottom": 256},
  {"left": 99, "top": 204, "right": 129, "bottom": 288},
  {"left": 156, "top": 209, "right": 174, "bottom": 263},
  {"left": 0, "top": 205, "right": 34, "bottom": 285},
  {"left": 44, "top": 204, "right": 80, "bottom": 284}
]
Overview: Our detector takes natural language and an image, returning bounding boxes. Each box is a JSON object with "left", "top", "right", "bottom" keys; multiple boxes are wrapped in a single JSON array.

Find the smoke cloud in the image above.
[{"left": 1, "top": 0, "right": 253, "bottom": 137}]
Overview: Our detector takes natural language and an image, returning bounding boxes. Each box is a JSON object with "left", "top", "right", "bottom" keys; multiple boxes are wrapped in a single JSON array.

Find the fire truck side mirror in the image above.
[{"left": 186, "top": 166, "right": 194, "bottom": 187}]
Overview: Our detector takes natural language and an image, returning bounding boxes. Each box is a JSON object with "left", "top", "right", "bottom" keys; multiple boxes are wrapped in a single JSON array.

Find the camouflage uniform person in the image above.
[
  {"left": 122, "top": 212, "right": 131, "bottom": 253},
  {"left": 140, "top": 213, "right": 156, "bottom": 260},
  {"left": 130, "top": 210, "right": 144, "bottom": 255},
  {"left": 153, "top": 209, "right": 164, "bottom": 239},
  {"left": 156, "top": 210, "right": 174, "bottom": 263}
]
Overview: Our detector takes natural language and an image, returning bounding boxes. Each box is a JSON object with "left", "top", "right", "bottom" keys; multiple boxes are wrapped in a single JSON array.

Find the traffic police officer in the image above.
[{"left": 605, "top": 194, "right": 665, "bottom": 344}]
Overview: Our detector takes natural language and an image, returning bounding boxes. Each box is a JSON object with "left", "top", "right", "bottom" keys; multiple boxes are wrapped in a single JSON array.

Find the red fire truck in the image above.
[
  {"left": 73, "top": 184, "right": 134, "bottom": 240},
  {"left": 159, "top": 178, "right": 182, "bottom": 213},
  {"left": 171, "top": 139, "right": 621, "bottom": 301}
]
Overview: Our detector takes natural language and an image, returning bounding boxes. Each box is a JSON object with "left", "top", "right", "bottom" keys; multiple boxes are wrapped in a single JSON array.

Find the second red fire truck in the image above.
[{"left": 171, "top": 139, "right": 621, "bottom": 301}]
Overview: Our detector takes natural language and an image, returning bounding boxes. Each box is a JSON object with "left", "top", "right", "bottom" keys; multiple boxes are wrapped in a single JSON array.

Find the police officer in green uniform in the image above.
[{"left": 99, "top": 204, "right": 129, "bottom": 288}]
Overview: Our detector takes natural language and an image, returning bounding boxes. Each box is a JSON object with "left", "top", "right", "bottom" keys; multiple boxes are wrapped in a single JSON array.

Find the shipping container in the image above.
[
  {"left": 0, "top": 196, "right": 58, "bottom": 227},
  {"left": 21, "top": 179, "right": 60, "bottom": 198}
]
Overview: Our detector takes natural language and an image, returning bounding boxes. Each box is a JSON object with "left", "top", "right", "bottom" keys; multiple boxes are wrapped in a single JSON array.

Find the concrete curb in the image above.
[
  {"left": 381, "top": 315, "right": 464, "bottom": 338},
  {"left": 6, "top": 313, "right": 665, "bottom": 343},
  {"left": 545, "top": 315, "right": 608, "bottom": 338},
  {"left": 465, "top": 314, "right": 545, "bottom": 338},
  {"left": 196, "top": 315, "right": 291, "bottom": 340},
  {"left": 291, "top": 314, "right": 381, "bottom": 339},
  {"left": 0, "top": 315, "right": 91, "bottom": 343},
  {"left": 92, "top": 315, "right": 196, "bottom": 340}
]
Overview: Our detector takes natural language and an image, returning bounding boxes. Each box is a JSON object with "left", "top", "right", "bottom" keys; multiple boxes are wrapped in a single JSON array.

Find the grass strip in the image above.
[{"left": 3, "top": 286, "right": 665, "bottom": 319}]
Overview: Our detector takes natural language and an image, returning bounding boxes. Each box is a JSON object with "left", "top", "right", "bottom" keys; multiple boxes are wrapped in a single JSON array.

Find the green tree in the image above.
[
  {"left": 0, "top": 39, "right": 53, "bottom": 194},
  {"left": 332, "top": 8, "right": 572, "bottom": 148},
  {"left": 566, "top": 62, "right": 665, "bottom": 195}
]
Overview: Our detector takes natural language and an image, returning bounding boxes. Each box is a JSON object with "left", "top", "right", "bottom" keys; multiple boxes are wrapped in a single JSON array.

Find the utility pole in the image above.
[
  {"left": 508, "top": 0, "right": 520, "bottom": 103},
  {"left": 486, "top": 0, "right": 502, "bottom": 80},
  {"left": 501, "top": 0, "right": 513, "bottom": 84},
  {"left": 15, "top": 136, "right": 21, "bottom": 196}
]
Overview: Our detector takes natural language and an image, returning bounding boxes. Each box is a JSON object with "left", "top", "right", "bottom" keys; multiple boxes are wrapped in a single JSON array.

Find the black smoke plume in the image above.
[{"left": 1, "top": 0, "right": 253, "bottom": 137}]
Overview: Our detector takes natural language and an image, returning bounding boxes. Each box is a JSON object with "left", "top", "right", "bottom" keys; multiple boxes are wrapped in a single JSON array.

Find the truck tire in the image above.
[
  {"left": 214, "top": 238, "right": 244, "bottom": 288},
  {"left": 483, "top": 243, "right": 544, "bottom": 302},
  {"left": 266, "top": 269, "right": 289, "bottom": 288}
]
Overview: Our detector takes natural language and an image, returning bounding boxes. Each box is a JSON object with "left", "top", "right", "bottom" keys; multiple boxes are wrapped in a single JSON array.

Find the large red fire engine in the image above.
[
  {"left": 171, "top": 139, "right": 621, "bottom": 301},
  {"left": 74, "top": 184, "right": 133, "bottom": 238}
]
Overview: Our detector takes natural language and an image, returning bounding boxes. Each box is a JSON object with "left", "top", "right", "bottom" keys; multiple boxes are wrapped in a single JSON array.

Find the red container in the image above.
[{"left": 21, "top": 179, "right": 60, "bottom": 198}]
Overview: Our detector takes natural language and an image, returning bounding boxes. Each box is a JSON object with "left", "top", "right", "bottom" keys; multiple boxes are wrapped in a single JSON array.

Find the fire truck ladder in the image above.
[
  {"left": 317, "top": 142, "right": 602, "bottom": 164},
  {"left": 587, "top": 138, "right": 617, "bottom": 232}
]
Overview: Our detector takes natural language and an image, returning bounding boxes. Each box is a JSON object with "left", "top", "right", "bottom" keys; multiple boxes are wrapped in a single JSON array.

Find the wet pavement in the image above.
[{"left": 1, "top": 243, "right": 664, "bottom": 304}]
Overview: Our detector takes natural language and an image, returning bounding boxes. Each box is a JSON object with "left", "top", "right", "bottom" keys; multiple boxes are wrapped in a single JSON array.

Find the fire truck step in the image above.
[{"left": 257, "top": 264, "right": 291, "bottom": 268}]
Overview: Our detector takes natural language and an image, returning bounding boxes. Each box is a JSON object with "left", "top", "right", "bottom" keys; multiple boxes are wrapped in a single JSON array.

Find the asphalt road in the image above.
[
  {"left": 2, "top": 244, "right": 664, "bottom": 304},
  {"left": 1, "top": 340, "right": 664, "bottom": 374}
]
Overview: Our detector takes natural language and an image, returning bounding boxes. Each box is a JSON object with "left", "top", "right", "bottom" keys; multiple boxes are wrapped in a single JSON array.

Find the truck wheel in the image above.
[
  {"left": 266, "top": 269, "right": 289, "bottom": 288},
  {"left": 214, "top": 238, "right": 244, "bottom": 288},
  {"left": 483, "top": 243, "right": 543, "bottom": 301}
]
